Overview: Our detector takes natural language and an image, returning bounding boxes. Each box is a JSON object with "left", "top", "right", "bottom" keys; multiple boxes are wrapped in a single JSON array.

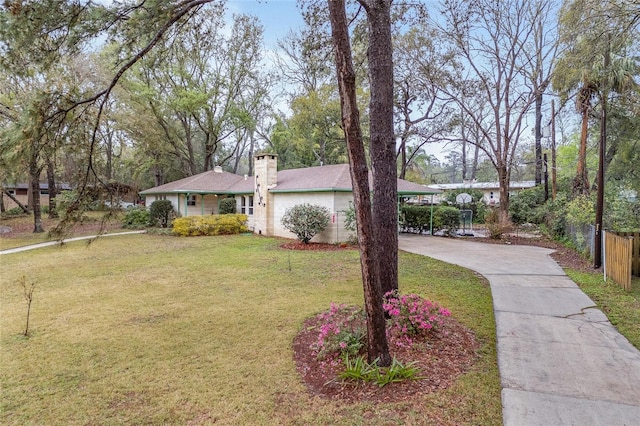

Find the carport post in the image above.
[{"left": 430, "top": 194, "right": 434, "bottom": 235}]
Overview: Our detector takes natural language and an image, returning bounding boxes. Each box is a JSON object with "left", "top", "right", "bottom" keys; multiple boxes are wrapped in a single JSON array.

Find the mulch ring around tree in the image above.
[
  {"left": 292, "top": 312, "right": 480, "bottom": 404},
  {"left": 280, "top": 241, "right": 356, "bottom": 251}
]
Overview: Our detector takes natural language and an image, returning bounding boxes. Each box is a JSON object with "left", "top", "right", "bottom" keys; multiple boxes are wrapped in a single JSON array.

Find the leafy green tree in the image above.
[
  {"left": 509, "top": 186, "right": 547, "bottom": 225},
  {"left": 554, "top": 0, "right": 639, "bottom": 195},
  {"left": 287, "top": 86, "right": 347, "bottom": 167},
  {"left": 120, "top": 8, "right": 267, "bottom": 177},
  {"left": 280, "top": 203, "right": 330, "bottom": 244}
]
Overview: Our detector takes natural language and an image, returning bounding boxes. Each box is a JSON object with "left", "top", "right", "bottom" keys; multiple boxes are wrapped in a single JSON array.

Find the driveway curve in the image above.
[{"left": 399, "top": 234, "right": 640, "bottom": 426}]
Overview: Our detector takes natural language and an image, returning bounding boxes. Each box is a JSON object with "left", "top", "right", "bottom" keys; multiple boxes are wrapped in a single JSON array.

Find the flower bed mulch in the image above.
[{"left": 292, "top": 312, "right": 479, "bottom": 404}]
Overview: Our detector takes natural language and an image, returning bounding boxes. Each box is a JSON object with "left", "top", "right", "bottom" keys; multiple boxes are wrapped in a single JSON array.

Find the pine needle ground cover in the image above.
[{"left": 1, "top": 235, "right": 500, "bottom": 425}]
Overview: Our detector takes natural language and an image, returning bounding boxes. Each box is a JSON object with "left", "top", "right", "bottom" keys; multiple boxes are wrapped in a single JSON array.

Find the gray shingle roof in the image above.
[
  {"left": 139, "top": 164, "right": 440, "bottom": 196},
  {"left": 139, "top": 170, "right": 252, "bottom": 195}
]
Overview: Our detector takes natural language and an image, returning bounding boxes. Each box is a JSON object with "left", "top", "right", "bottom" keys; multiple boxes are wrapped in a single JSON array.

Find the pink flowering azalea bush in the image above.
[
  {"left": 311, "top": 293, "right": 451, "bottom": 362},
  {"left": 383, "top": 290, "right": 451, "bottom": 348},
  {"left": 312, "top": 303, "right": 366, "bottom": 361}
]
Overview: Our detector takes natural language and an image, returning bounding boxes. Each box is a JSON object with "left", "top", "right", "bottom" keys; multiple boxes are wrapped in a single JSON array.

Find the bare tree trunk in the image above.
[
  {"left": 47, "top": 159, "right": 59, "bottom": 219},
  {"left": 364, "top": 0, "right": 398, "bottom": 296},
  {"left": 471, "top": 143, "right": 480, "bottom": 180},
  {"left": 398, "top": 135, "right": 408, "bottom": 180},
  {"left": 328, "top": 0, "right": 391, "bottom": 367},
  {"left": 248, "top": 130, "right": 255, "bottom": 177},
  {"left": 551, "top": 99, "right": 557, "bottom": 200},
  {"left": 574, "top": 104, "right": 590, "bottom": 195},
  {"left": 29, "top": 166, "right": 44, "bottom": 233},
  {"left": 534, "top": 90, "right": 543, "bottom": 185},
  {"left": 497, "top": 163, "right": 511, "bottom": 224},
  {"left": 2, "top": 189, "right": 29, "bottom": 213},
  {"left": 461, "top": 139, "right": 467, "bottom": 181}
]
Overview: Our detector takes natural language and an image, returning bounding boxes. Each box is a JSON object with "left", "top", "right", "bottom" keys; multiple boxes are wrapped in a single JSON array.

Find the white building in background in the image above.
[{"left": 430, "top": 180, "right": 537, "bottom": 205}]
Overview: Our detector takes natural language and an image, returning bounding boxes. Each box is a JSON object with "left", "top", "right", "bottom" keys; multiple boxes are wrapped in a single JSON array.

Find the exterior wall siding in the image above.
[{"left": 271, "top": 192, "right": 355, "bottom": 244}]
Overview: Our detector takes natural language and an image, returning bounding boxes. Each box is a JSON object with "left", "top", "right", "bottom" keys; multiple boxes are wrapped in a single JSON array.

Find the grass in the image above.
[
  {"left": 0, "top": 212, "right": 123, "bottom": 250},
  {"left": 566, "top": 269, "right": 640, "bottom": 349},
  {"left": 1, "top": 234, "right": 501, "bottom": 425}
]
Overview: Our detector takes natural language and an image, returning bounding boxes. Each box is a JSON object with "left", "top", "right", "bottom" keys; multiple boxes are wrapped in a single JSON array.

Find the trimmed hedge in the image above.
[
  {"left": 172, "top": 214, "right": 249, "bottom": 236},
  {"left": 400, "top": 205, "right": 433, "bottom": 234},
  {"left": 434, "top": 206, "right": 461, "bottom": 236},
  {"left": 400, "top": 205, "right": 460, "bottom": 236}
]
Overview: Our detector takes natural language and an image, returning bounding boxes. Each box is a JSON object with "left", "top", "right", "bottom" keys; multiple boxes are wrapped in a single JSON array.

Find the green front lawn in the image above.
[{"left": 1, "top": 234, "right": 500, "bottom": 425}]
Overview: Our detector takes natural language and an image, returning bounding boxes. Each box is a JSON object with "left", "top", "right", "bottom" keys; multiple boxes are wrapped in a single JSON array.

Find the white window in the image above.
[
  {"left": 240, "top": 196, "right": 254, "bottom": 215},
  {"left": 187, "top": 195, "right": 196, "bottom": 206}
]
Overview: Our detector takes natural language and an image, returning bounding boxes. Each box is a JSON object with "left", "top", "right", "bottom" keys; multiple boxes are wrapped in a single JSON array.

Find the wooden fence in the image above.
[
  {"left": 604, "top": 231, "right": 639, "bottom": 291},
  {"left": 615, "top": 231, "right": 640, "bottom": 277}
]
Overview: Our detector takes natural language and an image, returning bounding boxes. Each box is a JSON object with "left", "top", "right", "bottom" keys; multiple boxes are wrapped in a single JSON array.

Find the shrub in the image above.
[
  {"left": 433, "top": 206, "right": 460, "bottom": 236},
  {"left": 383, "top": 291, "right": 451, "bottom": 348},
  {"left": 337, "top": 355, "right": 422, "bottom": 387},
  {"left": 281, "top": 203, "right": 330, "bottom": 244},
  {"left": 509, "top": 186, "right": 546, "bottom": 225},
  {"left": 566, "top": 194, "right": 595, "bottom": 226},
  {"left": 541, "top": 194, "right": 568, "bottom": 239},
  {"left": 1, "top": 207, "right": 27, "bottom": 217},
  {"left": 172, "top": 214, "right": 248, "bottom": 236},
  {"left": 312, "top": 304, "right": 366, "bottom": 361},
  {"left": 606, "top": 195, "right": 640, "bottom": 231},
  {"left": 122, "top": 207, "right": 150, "bottom": 229},
  {"left": 313, "top": 293, "right": 451, "bottom": 361},
  {"left": 341, "top": 202, "right": 358, "bottom": 244},
  {"left": 313, "top": 294, "right": 449, "bottom": 386},
  {"left": 55, "top": 190, "right": 91, "bottom": 217},
  {"left": 149, "top": 200, "right": 175, "bottom": 228},
  {"left": 484, "top": 207, "right": 508, "bottom": 239},
  {"left": 218, "top": 197, "right": 237, "bottom": 214},
  {"left": 400, "top": 205, "right": 432, "bottom": 234}
]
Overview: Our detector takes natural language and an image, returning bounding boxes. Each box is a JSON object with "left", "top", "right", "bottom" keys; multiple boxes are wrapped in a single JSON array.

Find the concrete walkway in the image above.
[
  {"left": 0, "top": 231, "right": 145, "bottom": 255},
  {"left": 399, "top": 234, "right": 640, "bottom": 426}
]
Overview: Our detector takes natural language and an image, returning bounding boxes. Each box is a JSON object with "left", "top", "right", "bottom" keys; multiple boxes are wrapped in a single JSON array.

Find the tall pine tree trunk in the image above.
[
  {"left": 47, "top": 159, "right": 58, "bottom": 219},
  {"left": 365, "top": 0, "right": 398, "bottom": 296},
  {"left": 574, "top": 102, "right": 590, "bottom": 195},
  {"left": 328, "top": 0, "right": 391, "bottom": 367},
  {"left": 29, "top": 161, "right": 44, "bottom": 233}
]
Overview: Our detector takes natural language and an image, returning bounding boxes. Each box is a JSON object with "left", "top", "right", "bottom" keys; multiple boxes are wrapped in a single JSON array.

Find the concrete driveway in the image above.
[{"left": 399, "top": 234, "right": 640, "bottom": 426}]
